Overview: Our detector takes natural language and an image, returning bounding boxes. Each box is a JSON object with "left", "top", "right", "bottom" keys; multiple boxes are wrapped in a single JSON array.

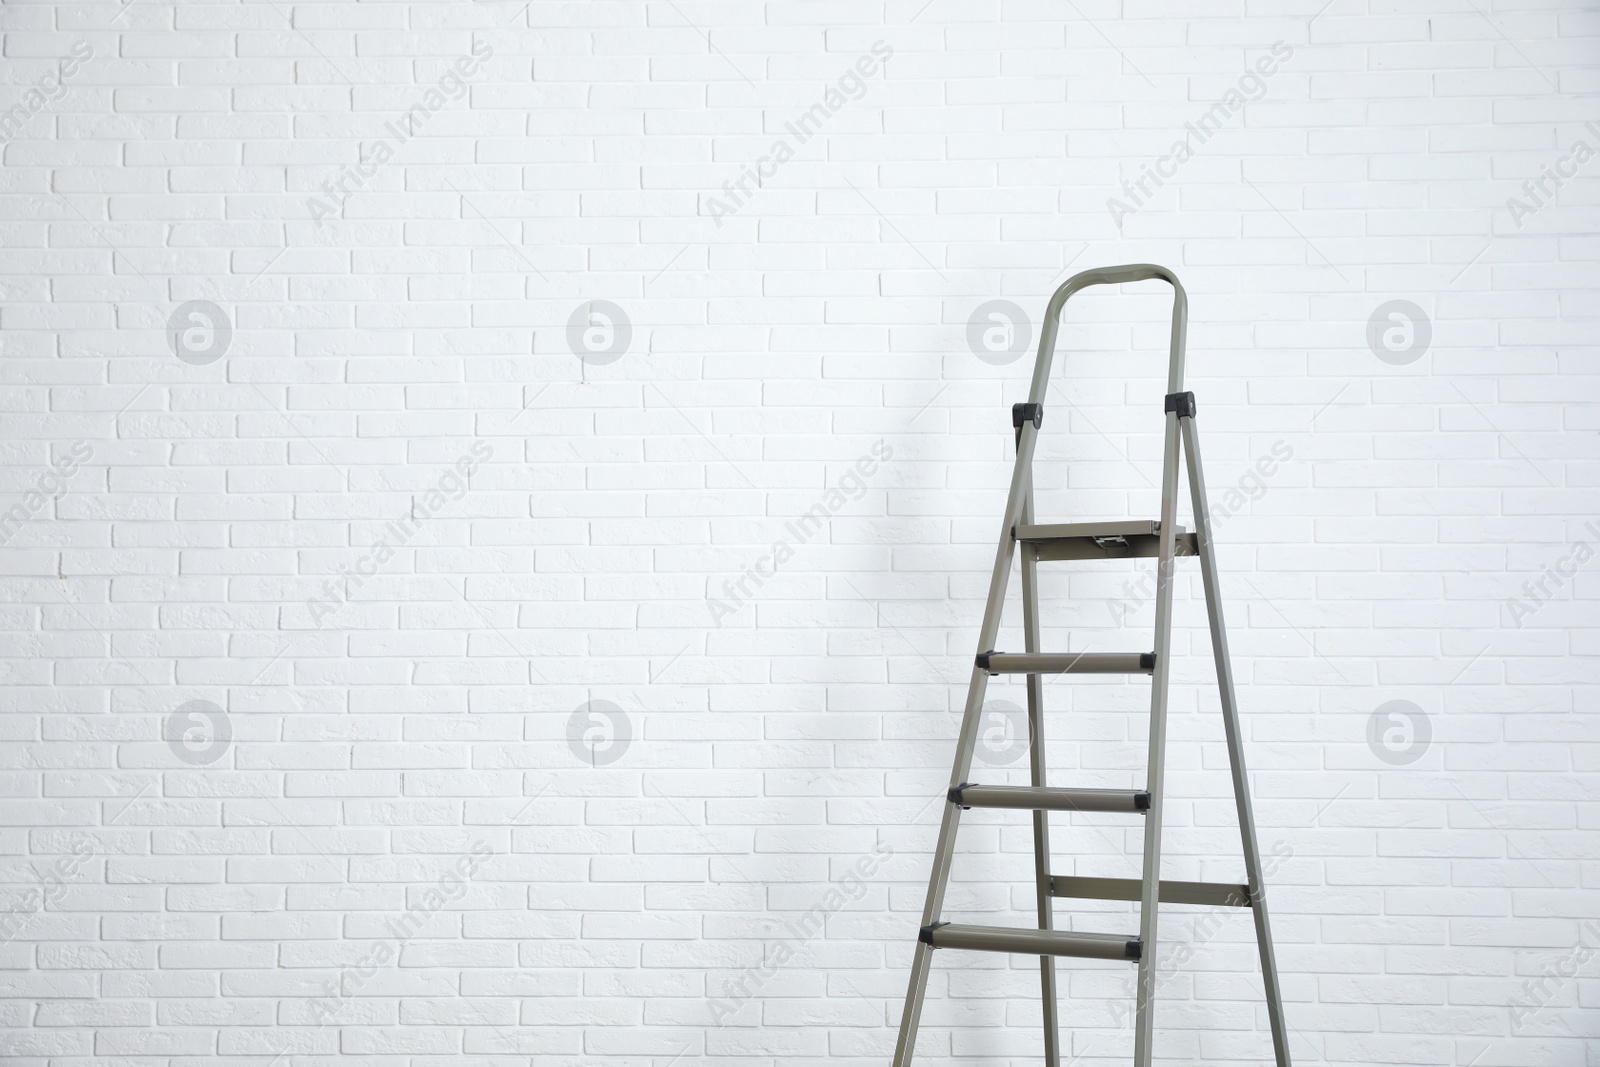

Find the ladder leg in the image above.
[
  {"left": 893, "top": 419, "right": 1042, "bottom": 1067},
  {"left": 1133, "top": 408, "right": 1183, "bottom": 1067},
  {"left": 893, "top": 667, "right": 991, "bottom": 1067},
  {"left": 1020, "top": 480, "right": 1060, "bottom": 1067},
  {"left": 1179, "top": 414, "right": 1293, "bottom": 1067},
  {"left": 893, "top": 941, "right": 936, "bottom": 1066}
]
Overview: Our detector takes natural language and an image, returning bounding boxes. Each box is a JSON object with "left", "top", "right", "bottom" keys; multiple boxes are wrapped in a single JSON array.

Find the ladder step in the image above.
[
  {"left": 1050, "top": 875, "right": 1253, "bottom": 908},
  {"left": 948, "top": 783, "right": 1150, "bottom": 813},
  {"left": 977, "top": 651, "right": 1155, "bottom": 675},
  {"left": 1016, "top": 519, "right": 1198, "bottom": 561},
  {"left": 920, "top": 922, "right": 1141, "bottom": 961}
]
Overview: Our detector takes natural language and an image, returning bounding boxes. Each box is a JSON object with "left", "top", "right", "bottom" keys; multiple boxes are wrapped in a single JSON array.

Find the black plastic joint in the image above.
[
  {"left": 1134, "top": 791, "right": 1152, "bottom": 811},
  {"left": 976, "top": 650, "right": 996, "bottom": 674},
  {"left": 947, "top": 783, "right": 972, "bottom": 809},
  {"left": 1125, "top": 939, "right": 1143, "bottom": 961},
  {"left": 1164, "top": 391, "right": 1196, "bottom": 418},
  {"left": 919, "top": 921, "right": 949, "bottom": 947},
  {"left": 1139, "top": 652, "right": 1156, "bottom": 671},
  {"left": 1011, "top": 402, "right": 1043, "bottom": 430}
]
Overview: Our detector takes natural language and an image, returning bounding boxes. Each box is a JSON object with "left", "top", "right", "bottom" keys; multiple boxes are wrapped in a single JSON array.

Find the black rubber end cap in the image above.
[
  {"left": 919, "top": 922, "right": 948, "bottom": 947},
  {"left": 1139, "top": 652, "right": 1156, "bottom": 671},
  {"left": 1011, "top": 402, "right": 1043, "bottom": 430},
  {"left": 1164, "top": 391, "right": 1196, "bottom": 418},
  {"left": 1126, "top": 939, "right": 1143, "bottom": 960}
]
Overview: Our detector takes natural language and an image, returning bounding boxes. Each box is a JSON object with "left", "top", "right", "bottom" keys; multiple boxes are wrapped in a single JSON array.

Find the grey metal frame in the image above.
[{"left": 891, "top": 264, "right": 1291, "bottom": 1067}]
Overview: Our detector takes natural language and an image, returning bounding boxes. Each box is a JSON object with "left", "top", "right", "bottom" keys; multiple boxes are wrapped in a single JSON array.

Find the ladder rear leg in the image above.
[{"left": 1178, "top": 411, "right": 1292, "bottom": 1067}]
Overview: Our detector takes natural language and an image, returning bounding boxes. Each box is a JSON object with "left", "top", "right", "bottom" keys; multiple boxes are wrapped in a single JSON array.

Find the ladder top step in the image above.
[
  {"left": 920, "top": 922, "right": 1141, "bottom": 961},
  {"left": 1016, "top": 520, "right": 1173, "bottom": 541},
  {"left": 1016, "top": 520, "right": 1197, "bottom": 560}
]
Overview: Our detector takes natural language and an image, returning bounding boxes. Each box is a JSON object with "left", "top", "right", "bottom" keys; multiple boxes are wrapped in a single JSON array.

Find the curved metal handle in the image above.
[{"left": 1027, "top": 263, "right": 1188, "bottom": 400}]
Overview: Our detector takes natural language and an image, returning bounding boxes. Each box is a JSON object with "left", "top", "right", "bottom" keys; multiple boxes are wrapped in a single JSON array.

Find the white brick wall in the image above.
[{"left": 1, "top": 0, "right": 1597, "bottom": 1063}]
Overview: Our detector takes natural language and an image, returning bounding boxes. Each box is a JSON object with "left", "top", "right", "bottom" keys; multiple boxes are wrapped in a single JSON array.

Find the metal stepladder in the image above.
[{"left": 892, "top": 264, "right": 1291, "bottom": 1067}]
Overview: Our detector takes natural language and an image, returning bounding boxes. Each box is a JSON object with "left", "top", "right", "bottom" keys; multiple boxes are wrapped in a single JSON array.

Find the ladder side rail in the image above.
[
  {"left": 1178, "top": 413, "right": 1293, "bottom": 1067},
  {"left": 892, "top": 416, "right": 1044, "bottom": 1067},
  {"left": 1132, "top": 407, "right": 1183, "bottom": 1067},
  {"left": 1020, "top": 472, "right": 1061, "bottom": 1067}
]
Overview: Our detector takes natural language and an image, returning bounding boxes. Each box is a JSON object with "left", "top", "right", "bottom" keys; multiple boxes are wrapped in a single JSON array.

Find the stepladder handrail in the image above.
[{"left": 1027, "top": 263, "right": 1188, "bottom": 401}]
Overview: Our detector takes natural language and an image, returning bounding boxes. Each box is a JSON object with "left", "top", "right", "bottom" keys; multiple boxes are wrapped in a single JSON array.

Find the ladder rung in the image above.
[
  {"left": 920, "top": 922, "right": 1141, "bottom": 961},
  {"left": 977, "top": 651, "right": 1154, "bottom": 675},
  {"left": 948, "top": 783, "right": 1150, "bottom": 813},
  {"left": 1016, "top": 520, "right": 1197, "bottom": 561},
  {"left": 1050, "top": 875, "right": 1253, "bottom": 908}
]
